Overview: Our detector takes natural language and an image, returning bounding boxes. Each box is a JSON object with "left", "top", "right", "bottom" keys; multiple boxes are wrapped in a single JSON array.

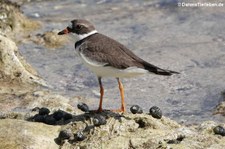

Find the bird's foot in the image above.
[
  {"left": 111, "top": 108, "right": 125, "bottom": 113},
  {"left": 89, "top": 108, "right": 125, "bottom": 113},
  {"left": 89, "top": 108, "right": 103, "bottom": 113}
]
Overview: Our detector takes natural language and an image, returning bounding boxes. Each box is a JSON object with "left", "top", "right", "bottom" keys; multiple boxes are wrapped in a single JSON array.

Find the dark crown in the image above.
[{"left": 68, "top": 19, "right": 96, "bottom": 35}]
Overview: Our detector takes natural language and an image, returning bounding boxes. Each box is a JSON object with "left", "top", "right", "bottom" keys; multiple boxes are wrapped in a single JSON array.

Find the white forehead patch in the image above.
[{"left": 68, "top": 22, "right": 73, "bottom": 29}]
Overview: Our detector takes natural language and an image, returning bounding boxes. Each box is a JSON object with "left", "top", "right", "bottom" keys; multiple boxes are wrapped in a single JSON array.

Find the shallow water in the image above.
[{"left": 17, "top": 0, "right": 225, "bottom": 124}]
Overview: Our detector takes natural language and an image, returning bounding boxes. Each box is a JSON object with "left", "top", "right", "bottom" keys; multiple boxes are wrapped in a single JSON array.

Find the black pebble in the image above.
[
  {"left": 130, "top": 105, "right": 143, "bottom": 114},
  {"left": 149, "top": 106, "right": 162, "bottom": 119},
  {"left": 39, "top": 107, "right": 50, "bottom": 115},
  {"left": 53, "top": 110, "right": 73, "bottom": 121},
  {"left": 44, "top": 115, "right": 56, "bottom": 125},
  {"left": 213, "top": 126, "right": 225, "bottom": 136},
  {"left": 53, "top": 110, "right": 65, "bottom": 121},
  {"left": 93, "top": 115, "right": 107, "bottom": 126},
  {"left": 77, "top": 103, "right": 89, "bottom": 112},
  {"left": 58, "top": 129, "right": 74, "bottom": 140},
  {"left": 33, "top": 114, "right": 45, "bottom": 122},
  {"left": 76, "top": 131, "right": 86, "bottom": 141},
  {"left": 63, "top": 113, "right": 73, "bottom": 120}
]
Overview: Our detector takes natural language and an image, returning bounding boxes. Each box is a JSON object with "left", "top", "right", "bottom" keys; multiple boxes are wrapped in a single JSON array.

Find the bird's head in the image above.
[{"left": 58, "top": 19, "right": 97, "bottom": 40}]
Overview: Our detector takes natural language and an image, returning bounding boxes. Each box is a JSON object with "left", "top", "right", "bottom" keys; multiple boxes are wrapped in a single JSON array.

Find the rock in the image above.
[
  {"left": 44, "top": 115, "right": 56, "bottom": 125},
  {"left": 213, "top": 101, "right": 225, "bottom": 116},
  {"left": 93, "top": 115, "right": 107, "bottom": 126},
  {"left": 58, "top": 129, "right": 74, "bottom": 140},
  {"left": 0, "top": 35, "right": 48, "bottom": 94},
  {"left": 32, "top": 30, "right": 68, "bottom": 48},
  {"left": 75, "top": 131, "right": 86, "bottom": 141},
  {"left": 53, "top": 110, "right": 73, "bottom": 121},
  {"left": 1, "top": 112, "right": 225, "bottom": 148},
  {"left": 33, "top": 114, "right": 45, "bottom": 122},
  {"left": 53, "top": 110, "right": 64, "bottom": 121},
  {"left": 149, "top": 106, "right": 162, "bottom": 119},
  {"left": 31, "top": 107, "right": 40, "bottom": 112},
  {"left": 0, "top": 0, "right": 40, "bottom": 39},
  {"left": 213, "top": 126, "right": 225, "bottom": 136},
  {"left": 77, "top": 102, "right": 89, "bottom": 112},
  {"left": 57, "top": 113, "right": 225, "bottom": 149},
  {"left": 0, "top": 119, "right": 60, "bottom": 149},
  {"left": 63, "top": 112, "right": 73, "bottom": 121},
  {"left": 39, "top": 107, "right": 50, "bottom": 115},
  {"left": 130, "top": 105, "right": 143, "bottom": 114},
  {"left": 29, "top": 107, "right": 74, "bottom": 125}
]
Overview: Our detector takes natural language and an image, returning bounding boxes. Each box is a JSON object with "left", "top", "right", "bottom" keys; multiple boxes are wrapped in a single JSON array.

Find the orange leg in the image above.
[
  {"left": 97, "top": 77, "right": 104, "bottom": 112},
  {"left": 117, "top": 78, "right": 126, "bottom": 112}
]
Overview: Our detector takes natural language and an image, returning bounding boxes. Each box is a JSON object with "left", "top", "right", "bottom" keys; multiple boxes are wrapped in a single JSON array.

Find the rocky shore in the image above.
[{"left": 0, "top": 1, "right": 225, "bottom": 149}]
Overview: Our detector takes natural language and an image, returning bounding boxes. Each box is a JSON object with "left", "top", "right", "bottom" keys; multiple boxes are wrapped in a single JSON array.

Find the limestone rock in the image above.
[
  {"left": 57, "top": 113, "right": 225, "bottom": 149},
  {"left": 0, "top": 119, "right": 60, "bottom": 149},
  {"left": 0, "top": 35, "right": 48, "bottom": 94},
  {"left": 214, "top": 101, "right": 225, "bottom": 116},
  {"left": 0, "top": 0, "right": 40, "bottom": 39},
  {"left": 32, "top": 30, "right": 68, "bottom": 49}
]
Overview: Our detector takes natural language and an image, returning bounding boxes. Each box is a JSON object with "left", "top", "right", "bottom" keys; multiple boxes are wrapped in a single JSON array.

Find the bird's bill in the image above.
[{"left": 58, "top": 28, "right": 70, "bottom": 35}]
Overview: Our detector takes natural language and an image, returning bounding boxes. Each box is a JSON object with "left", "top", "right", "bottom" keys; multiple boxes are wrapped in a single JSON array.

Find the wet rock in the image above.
[
  {"left": 75, "top": 131, "right": 86, "bottom": 141},
  {"left": 58, "top": 129, "right": 74, "bottom": 140},
  {"left": 33, "top": 114, "right": 45, "bottom": 123},
  {"left": 77, "top": 103, "right": 89, "bottom": 112},
  {"left": 53, "top": 110, "right": 73, "bottom": 121},
  {"left": 149, "top": 106, "right": 162, "bottom": 119},
  {"left": 63, "top": 112, "right": 73, "bottom": 120},
  {"left": 44, "top": 115, "right": 56, "bottom": 125},
  {"left": 30, "top": 107, "right": 74, "bottom": 125},
  {"left": 213, "top": 126, "right": 225, "bottom": 136},
  {"left": 130, "top": 105, "right": 143, "bottom": 114},
  {"left": 93, "top": 115, "right": 107, "bottom": 126},
  {"left": 39, "top": 107, "right": 50, "bottom": 115},
  {"left": 53, "top": 110, "right": 64, "bottom": 120}
]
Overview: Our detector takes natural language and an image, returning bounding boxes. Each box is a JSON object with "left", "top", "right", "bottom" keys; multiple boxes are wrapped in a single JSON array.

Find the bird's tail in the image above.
[{"left": 142, "top": 61, "right": 179, "bottom": 76}]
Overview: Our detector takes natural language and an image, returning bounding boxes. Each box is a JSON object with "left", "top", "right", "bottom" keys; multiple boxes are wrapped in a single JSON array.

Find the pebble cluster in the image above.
[
  {"left": 33, "top": 103, "right": 162, "bottom": 144},
  {"left": 31, "top": 103, "right": 225, "bottom": 145},
  {"left": 31, "top": 107, "right": 72, "bottom": 125},
  {"left": 130, "top": 105, "right": 162, "bottom": 119},
  {"left": 56, "top": 103, "right": 108, "bottom": 144}
]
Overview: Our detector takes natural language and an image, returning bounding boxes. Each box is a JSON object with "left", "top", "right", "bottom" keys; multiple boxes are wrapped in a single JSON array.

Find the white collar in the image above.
[{"left": 78, "top": 30, "right": 98, "bottom": 40}]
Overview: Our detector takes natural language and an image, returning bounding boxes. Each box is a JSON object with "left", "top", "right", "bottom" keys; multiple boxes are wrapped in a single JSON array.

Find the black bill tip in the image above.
[{"left": 58, "top": 28, "right": 69, "bottom": 35}]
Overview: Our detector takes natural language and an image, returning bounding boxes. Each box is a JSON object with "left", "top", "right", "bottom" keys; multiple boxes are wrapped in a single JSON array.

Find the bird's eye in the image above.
[{"left": 76, "top": 25, "right": 83, "bottom": 29}]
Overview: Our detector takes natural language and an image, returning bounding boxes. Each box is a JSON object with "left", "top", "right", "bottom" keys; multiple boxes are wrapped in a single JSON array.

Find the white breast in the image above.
[{"left": 78, "top": 50, "right": 148, "bottom": 78}]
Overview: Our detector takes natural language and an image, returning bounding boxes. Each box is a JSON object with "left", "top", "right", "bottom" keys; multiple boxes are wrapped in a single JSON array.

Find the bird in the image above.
[{"left": 58, "top": 19, "right": 179, "bottom": 113}]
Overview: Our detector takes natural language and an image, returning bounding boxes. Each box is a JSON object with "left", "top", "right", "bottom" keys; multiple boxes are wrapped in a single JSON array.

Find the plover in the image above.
[{"left": 58, "top": 19, "right": 178, "bottom": 112}]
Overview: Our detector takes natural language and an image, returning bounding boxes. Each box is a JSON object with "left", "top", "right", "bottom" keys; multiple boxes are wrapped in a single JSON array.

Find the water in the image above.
[{"left": 17, "top": 0, "right": 225, "bottom": 124}]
